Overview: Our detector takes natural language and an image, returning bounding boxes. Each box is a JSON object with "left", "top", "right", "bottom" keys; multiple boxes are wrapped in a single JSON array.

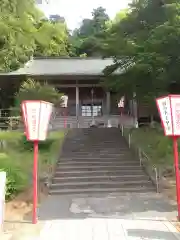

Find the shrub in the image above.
[
  {"left": 0, "top": 131, "right": 65, "bottom": 200},
  {"left": 19, "top": 135, "right": 54, "bottom": 151},
  {"left": 15, "top": 78, "right": 62, "bottom": 107},
  {"left": 129, "top": 126, "right": 175, "bottom": 167},
  {"left": 0, "top": 153, "right": 28, "bottom": 200},
  {"left": 5, "top": 170, "right": 28, "bottom": 200}
]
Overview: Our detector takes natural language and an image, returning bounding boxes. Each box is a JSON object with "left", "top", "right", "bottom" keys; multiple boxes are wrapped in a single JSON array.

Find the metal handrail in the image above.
[
  {"left": 120, "top": 124, "right": 160, "bottom": 193},
  {"left": 138, "top": 147, "right": 159, "bottom": 193}
]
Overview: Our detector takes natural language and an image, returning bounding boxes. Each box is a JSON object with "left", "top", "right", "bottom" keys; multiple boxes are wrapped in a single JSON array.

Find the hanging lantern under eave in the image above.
[
  {"left": 60, "top": 95, "right": 68, "bottom": 108},
  {"left": 118, "top": 96, "right": 125, "bottom": 108}
]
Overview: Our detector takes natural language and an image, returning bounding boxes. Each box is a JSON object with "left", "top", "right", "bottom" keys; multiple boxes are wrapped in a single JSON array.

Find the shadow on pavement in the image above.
[{"left": 127, "top": 229, "right": 180, "bottom": 240}]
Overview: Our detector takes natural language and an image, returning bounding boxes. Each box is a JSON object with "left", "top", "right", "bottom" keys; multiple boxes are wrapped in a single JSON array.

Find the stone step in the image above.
[
  {"left": 54, "top": 169, "right": 143, "bottom": 177},
  {"left": 64, "top": 151, "right": 129, "bottom": 154},
  {"left": 52, "top": 175, "right": 150, "bottom": 183},
  {"left": 58, "top": 157, "right": 135, "bottom": 162},
  {"left": 66, "top": 140, "right": 125, "bottom": 142},
  {"left": 49, "top": 186, "right": 155, "bottom": 195},
  {"left": 61, "top": 154, "right": 130, "bottom": 157},
  {"left": 63, "top": 144, "right": 127, "bottom": 146},
  {"left": 60, "top": 153, "right": 131, "bottom": 158},
  {"left": 87, "top": 142, "right": 126, "bottom": 143},
  {"left": 64, "top": 148, "right": 129, "bottom": 151},
  {"left": 57, "top": 161, "right": 139, "bottom": 166},
  {"left": 50, "top": 128, "right": 154, "bottom": 195},
  {"left": 65, "top": 142, "right": 126, "bottom": 145},
  {"left": 50, "top": 180, "right": 153, "bottom": 190},
  {"left": 55, "top": 165, "right": 142, "bottom": 171},
  {"left": 63, "top": 151, "right": 129, "bottom": 154},
  {"left": 64, "top": 140, "right": 123, "bottom": 142}
]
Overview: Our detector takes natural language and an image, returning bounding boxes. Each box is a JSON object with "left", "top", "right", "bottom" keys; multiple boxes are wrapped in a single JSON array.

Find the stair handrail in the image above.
[
  {"left": 138, "top": 147, "right": 160, "bottom": 193},
  {"left": 119, "top": 123, "right": 160, "bottom": 193},
  {"left": 49, "top": 106, "right": 58, "bottom": 130}
]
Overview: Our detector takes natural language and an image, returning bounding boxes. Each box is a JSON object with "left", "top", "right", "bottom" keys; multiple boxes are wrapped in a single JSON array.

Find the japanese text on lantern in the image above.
[
  {"left": 175, "top": 103, "right": 180, "bottom": 131},
  {"left": 156, "top": 96, "right": 172, "bottom": 135},
  {"left": 162, "top": 100, "right": 171, "bottom": 132},
  {"left": 170, "top": 96, "right": 180, "bottom": 135},
  {"left": 31, "top": 108, "right": 37, "bottom": 134}
]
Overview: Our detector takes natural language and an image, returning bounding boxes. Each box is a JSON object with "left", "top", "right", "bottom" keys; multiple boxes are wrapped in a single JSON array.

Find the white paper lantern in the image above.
[
  {"left": 118, "top": 96, "right": 125, "bottom": 108},
  {"left": 156, "top": 95, "right": 180, "bottom": 136},
  {"left": 61, "top": 95, "right": 68, "bottom": 108},
  {"left": 21, "top": 100, "right": 53, "bottom": 141}
]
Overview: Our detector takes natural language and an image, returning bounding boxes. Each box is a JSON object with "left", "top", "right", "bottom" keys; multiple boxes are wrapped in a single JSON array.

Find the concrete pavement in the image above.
[
  {"left": 40, "top": 218, "right": 180, "bottom": 240},
  {"left": 38, "top": 192, "right": 180, "bottom": 239}
]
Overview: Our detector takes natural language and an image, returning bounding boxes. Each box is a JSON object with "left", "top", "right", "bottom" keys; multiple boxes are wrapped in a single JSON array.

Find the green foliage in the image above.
[
  {"left": 0, "top": 131, "right": 23, "bottom": 140},
  {"left": 100, "top": 0, "right": 180, "bottom": 104},
  {"left": 0, "top": 130, "right": 65, "bottom": 200},
  {"left": 15, "top": 78, "right": 62, "bottom": 106},
  {"left": 34, "top": 19, "right": 70, "bottom": 57},
  {"left": 0, "top": 153, "right": 28, "bottom": 199},
  {"left": 70, "top": 7, "right": 109, "bottom": 56},
  {"left": 0, "top": 0, "right": 70, "bottom": 72},
  {"left": 126, "top": 126, "right": 174, "bottom": 168},
  {"left": 19, "top": 134, "right": 54, "bottom": 151}
]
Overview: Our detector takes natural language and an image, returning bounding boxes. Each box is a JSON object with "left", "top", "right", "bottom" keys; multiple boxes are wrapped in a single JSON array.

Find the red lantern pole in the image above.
[
  {"left": 32, "top": 140, "right": 38, "bottom": 224},
  {"left": 21, "top": 100, "right": 53, "bottom": 225},
  {"left": 173, "top": 136, "right": 180, "bottom": 220},
  {"left": 156, "top": 95, "right": 180, "bottom": 221},
  {"left": 64, "top": 107, "right": 67, "bottom": 128}
]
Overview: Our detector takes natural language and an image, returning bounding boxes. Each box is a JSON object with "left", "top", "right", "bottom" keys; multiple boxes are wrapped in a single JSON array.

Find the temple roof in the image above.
[{"left": 3, "top": 57, "right": 124, "bottom": 77}]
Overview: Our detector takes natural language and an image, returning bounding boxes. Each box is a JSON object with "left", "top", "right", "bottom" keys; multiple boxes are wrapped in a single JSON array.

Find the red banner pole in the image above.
[
  {"left": 173, "top": 136, "right": 180, "bottom": 220},
  {"left": 33, "top": 140, "right": 38, "bottom": 224}
]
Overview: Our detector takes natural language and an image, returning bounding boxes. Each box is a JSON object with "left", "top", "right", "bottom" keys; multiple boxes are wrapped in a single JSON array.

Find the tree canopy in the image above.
[
  {"left": 15, "top": 78, "right": 62, "bottom": 107},
  {"left": 69, "top": 1, "right": 180, "bottom": 105},
  {"left": 0, "top": 0, "right": 70, "bottom": 72},
  {"left": 70, "top": 7, "right": 109, "bottom": 56},
  {"left": 2, "top": 0, "right": 180, "bottom": 108},
  {"left": 99, "top": 0, "right": 180, "bottom": 102}
]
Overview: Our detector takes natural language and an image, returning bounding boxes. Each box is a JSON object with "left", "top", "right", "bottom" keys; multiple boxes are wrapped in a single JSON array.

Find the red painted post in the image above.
[
  {"left": 64, "top": 107, "right": 67, "bottom": 128},
  {"left": 33, "top": 140, "right": 38, "bottom": 224},
  {"left": 173, "top": 136, "right": 180, "bottom": 221},
  {"left": 120, "top": 107, "right": 123, "bottom": 116}
]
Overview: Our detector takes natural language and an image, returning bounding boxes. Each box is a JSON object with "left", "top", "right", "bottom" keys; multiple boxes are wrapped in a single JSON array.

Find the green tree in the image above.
[
  {"left": 34, "top": 19, "right": 69, "bottom": 57},
  {"left": 101, "top": 0, "right": 180, "bottom": 103},
  {"left": 70, "top": 7, "right": 109, "bottom": 56},
  {"left": 0, "top": 0, "right": 40, "bottom": 71},
  {"left": 0, "top": 0, "right": 70, "bottom": 72},
  {"left": 15, "top": 79, "right": 62, "bottom": 107}
]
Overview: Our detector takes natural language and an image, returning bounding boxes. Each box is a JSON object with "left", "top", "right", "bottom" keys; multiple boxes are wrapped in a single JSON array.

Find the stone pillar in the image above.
[{"left": 106, "top": 91, "right": 110, "bottom": 115}]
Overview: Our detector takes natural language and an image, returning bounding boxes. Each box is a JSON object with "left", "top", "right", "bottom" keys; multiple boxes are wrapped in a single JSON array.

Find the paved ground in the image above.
[
  {"left": 40, "top": 219, "right": 180, "bottom": 240},
  {"left": 38, "top": 192, "right": 180, "bottom": 239}
]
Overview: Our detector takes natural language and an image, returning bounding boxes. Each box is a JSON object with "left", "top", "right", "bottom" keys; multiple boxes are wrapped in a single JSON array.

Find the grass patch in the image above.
[
  {"left": 0, "top": 130, "right": 66, "bottom": 200},
  {"left": 125, "top": 125, "right": 174, "bottom": 168}
]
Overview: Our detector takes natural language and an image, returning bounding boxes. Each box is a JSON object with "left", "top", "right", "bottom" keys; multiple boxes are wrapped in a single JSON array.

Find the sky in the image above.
[{"left": 37, "top": 0, "right": 131, "bottom": 30}]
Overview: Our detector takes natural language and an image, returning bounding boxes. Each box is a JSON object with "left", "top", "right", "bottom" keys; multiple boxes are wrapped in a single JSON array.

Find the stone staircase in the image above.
[
  {"left": 49, "top": 128, "right": 155, "bottom": 195},
  {"left": 51, "top": 115, "right": 124, "bottom": 129}
]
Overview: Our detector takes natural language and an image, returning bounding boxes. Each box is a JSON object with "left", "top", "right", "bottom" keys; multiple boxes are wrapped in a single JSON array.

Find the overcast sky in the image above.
[{"left": 38, "top": 0, "right": 131, "bottom": 30}]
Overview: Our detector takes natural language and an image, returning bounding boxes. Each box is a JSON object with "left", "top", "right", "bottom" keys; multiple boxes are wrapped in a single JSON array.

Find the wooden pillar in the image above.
[
  {"left": 76, "top": 84, "right": 79, "bottom": 117},
  {"left": 133, "top": 92, "right": 138, "bottom": 128},
  {"left": 106, "top": 91, "right": 110, "bottom": 115}
]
